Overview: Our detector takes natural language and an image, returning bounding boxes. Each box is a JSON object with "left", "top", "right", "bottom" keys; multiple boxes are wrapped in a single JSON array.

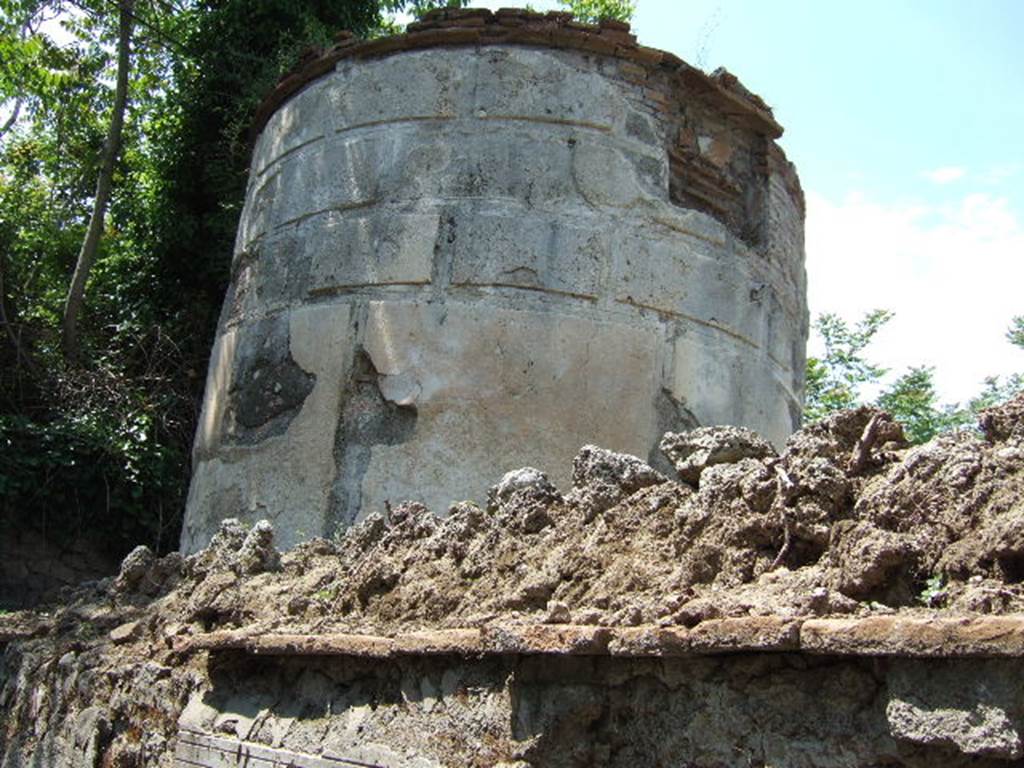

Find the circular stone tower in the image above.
[{"left": 181, "top": 9, "right": 807, "bottom": 552}]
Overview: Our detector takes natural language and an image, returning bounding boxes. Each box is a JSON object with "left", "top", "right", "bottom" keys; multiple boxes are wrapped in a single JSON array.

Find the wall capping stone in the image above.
[{"left": 179, "top": 615, "right": 1024, "bottom": 660}]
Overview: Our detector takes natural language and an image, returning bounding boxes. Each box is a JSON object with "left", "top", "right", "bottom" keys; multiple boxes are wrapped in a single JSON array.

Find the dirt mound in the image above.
[
  {"left": 2, "top": 395, "right": 1024, "bottom": 765},
  {"left": 26, "top": 395, "right": 1024, "bottom": 636},
  {"left": 119, "top": 394, "right": 1019, "bottom": 636}
]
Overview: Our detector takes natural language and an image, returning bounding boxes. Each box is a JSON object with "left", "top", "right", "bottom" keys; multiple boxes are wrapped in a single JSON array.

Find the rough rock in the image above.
[
  {"left": 829, "top": 521, "right": 916, "bottom": 600},
  {"left": 660, "top": 426, "right": 776, "bottom": 484},
  {"left": 113, "top": 544, "right": 182, "bottom": 598},
  {"left": 887, "top": 660, "right": 1024, "bottom": 759},
  {"left": 486, "top": 467, "right": 561, "bottom": 533},
  {"left": 115, "top": 545, "right": 156, "bottom": 591},
  {"left": 108, "top": 620, "right": 140, "bottom": 645},
  {"left": 980, "top": 394, "right": 1024, "bottom": 442},
  {"left": 565, "top": 444, "right": 666, "bottom": 520},
  {"left": 234, "top": 520, "right": 282, "bottom": 575}
]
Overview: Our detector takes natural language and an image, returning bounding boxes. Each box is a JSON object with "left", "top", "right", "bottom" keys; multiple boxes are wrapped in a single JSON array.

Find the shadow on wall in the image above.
[
  {"left": 180, "top": 652, "right": 1024, "bottom": 766},
  {"left": 0, "top": 523, "right": 119, "bottom": 609}
]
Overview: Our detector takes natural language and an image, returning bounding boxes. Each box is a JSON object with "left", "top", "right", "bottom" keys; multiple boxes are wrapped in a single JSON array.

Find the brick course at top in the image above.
[{"left": 255, "top": 8, "right": 781, "bottom": 140}]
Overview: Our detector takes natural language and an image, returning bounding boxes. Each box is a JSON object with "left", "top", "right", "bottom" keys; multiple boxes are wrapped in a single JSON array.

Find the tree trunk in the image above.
[
  {"left": 61, "top": 0, "right": 135, "bottom": 365},
  {"left": 0, "top": 98, "right": 22, "bottom": 141}
]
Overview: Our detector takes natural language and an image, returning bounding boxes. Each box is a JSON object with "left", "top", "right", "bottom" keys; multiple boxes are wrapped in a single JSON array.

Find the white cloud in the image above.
[
  {"left": 922, "top": 166, "right": 967, "bottom": 184},
  {"left": 979, "top": 163, "right": 1021, "bottom": 185},
  {"left": 805, "top": 190, "right": 1024, "bottom": 404}
]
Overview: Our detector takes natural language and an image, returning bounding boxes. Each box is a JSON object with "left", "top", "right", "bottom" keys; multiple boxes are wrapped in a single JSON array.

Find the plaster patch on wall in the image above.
[
  {"left": 328, "top": 350, "right": 419, "bottom": 533},
  {"left": 223, "top": 315, "right": 316, "bottom": 446}
]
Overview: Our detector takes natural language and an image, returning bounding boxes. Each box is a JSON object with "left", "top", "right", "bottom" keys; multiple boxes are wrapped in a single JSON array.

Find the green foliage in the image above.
[
  {"left": 803, "top": 309, "right": 892, "bottom": 424},
  {"left": 917, "top": 574, "right": 947, "bottom": 607},
  {"left": 0, "top": 0, "right": 458, "bottom": 559},
  {"left": 558, "top": 0, "right": 635, "bottom": 23},
  {"left": 876, "top": 366, "right": 959, "bottom": 445},
  {"left": 965, "top": 373, "right": 1024, "bottom": 414},
  {"left": 1008, "top": 315, "right": 1024, "bottom": 350},
  {"left": 804, "top": 311, "right": 1024, "bottom": 443},
  {"left": 382, "top": 0, "right": 467, "bottom": 19}
]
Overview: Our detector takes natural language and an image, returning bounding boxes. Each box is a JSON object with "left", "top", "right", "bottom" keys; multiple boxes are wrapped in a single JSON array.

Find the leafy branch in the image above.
[{"left": 804, "top": 311, "right": 1024, "bottom": 442}]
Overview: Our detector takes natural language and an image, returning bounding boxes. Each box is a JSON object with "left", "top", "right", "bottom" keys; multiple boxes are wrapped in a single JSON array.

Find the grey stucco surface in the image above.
[{"left": 182, "top": 44, "right": 808, "bottom": 552}]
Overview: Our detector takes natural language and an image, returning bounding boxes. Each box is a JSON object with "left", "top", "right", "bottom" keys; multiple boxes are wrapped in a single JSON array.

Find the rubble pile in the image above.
[{"left": 2, "top": 395, "right": 1023, "bottom": 766}]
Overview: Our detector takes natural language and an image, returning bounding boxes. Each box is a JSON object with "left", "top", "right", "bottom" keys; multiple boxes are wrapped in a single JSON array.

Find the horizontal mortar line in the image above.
[
  {"left": 262, "top": 188, "right": 655, "bottom": 235},
  {"left": 332, "top": 113, "right": 455, "bottom": 135},
  {"left": 441, "top": 284, "right": 664, "bottom": 323},
  {"left": 615, "top": 297, "right": 761, "bottom": 349},
  {"left": 649, "top": 213, "right": 728, "bottom": 247},
  {"left": 255, "top": 116, "right": 465, "bottom": 181},
  {"left": 273, "top": 199, "right": 382, "bottom": 230},
  {"left": 253, "top": 133, "right": 326, "bottom": 178},
  {"left": 451, "top": 280, "right": 600, "bottom": 303},
  {"left": 264, "top": 188, "right": 657, "bottom": 236},
  {"left": 256, "top": 114, "right": 628, "bottom": 183},
  {"left": 220, "top": 284, "right": 705, "bottom": 337},
  {"left": 254, "top": 188, "right": 721, "bottom": 242},
  {"left": 477, "top": 113, "right": 613, "bottom": 133},
  {"left": 308, "top": 280, "right": 432, "bottom": 298}
]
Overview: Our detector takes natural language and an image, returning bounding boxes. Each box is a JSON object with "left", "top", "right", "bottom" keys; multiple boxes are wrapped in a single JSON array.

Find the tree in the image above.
[
  {"left": 61, "top": 0, "right": 134, "bottom": 364},
  {"left": 1008, "top": 315, "right": 1024, "bottom": 349},
  {"left": 876, "top": 366, "right": 958, "bottom": 445},
  {"left": 0, "top": 0, "right": 467, "bottom": 560},
  {"left": 804, "top": 310, "right": 1024, "bottom": 443},
  {"left": 803, "top": 309, "right": 892, "bottom": 424}
]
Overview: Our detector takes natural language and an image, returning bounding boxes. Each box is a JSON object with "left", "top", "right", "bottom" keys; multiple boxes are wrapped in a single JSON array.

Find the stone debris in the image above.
[
  {"left": 114, "top": 545, "right": 156, "bottom": 591},
  {"left": 108, "top": 620, "right": 140, "bottom": 645},
  {"left": 486, "top": 467, "right": 561, "bottom": 533},
  {"left": 565, "top": 445, "right": 666, "bottom": 520},
  {"left": 99, "top": 395, "right": 1024, "bottom": 636},
  {"left": 660, "top": 425, "right": 776, "bottom": 484},
  {"left": 235, "top": 520, "right": 282, "bottom": 575},
  {"left": 2, "top": 394, "right": 1024, "bottom": 766}
]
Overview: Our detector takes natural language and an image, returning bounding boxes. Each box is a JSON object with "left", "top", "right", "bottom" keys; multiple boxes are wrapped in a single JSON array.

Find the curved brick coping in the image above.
[
  {"left": 181, "top": 615, "right": 1024, "bottom": 660},
  {"left": 254, "top": 7, "right": 781, "bottom": 140}
]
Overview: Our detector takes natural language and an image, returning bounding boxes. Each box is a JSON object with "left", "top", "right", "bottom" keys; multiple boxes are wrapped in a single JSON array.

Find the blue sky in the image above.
[{"left": 471, "top": 0, "right": 1024, "bottom": 404}]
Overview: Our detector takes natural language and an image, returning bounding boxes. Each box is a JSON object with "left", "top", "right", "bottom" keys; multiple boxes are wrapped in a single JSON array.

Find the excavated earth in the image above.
[{"left": 2, "top": 395, "right": 1024, "bottom": 767}]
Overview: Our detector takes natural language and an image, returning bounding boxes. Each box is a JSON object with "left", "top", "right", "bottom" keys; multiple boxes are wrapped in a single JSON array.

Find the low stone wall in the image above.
[
  {"left": 172, "top": 617, "right": 1024, "bottom": 767},
  {"left": 6, "top": 617, "right": 1024, "bottom": 767},
  {"left": 173, "top": 624, "right": 1024, "bottom": 767}
]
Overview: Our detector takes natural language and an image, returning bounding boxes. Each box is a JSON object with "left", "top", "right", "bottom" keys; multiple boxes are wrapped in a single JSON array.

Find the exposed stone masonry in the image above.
[{"left": 182, "top": 8, "right": 808, "bottom": 551}]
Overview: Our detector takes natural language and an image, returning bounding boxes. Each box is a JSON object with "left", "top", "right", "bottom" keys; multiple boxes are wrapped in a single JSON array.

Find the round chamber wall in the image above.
[{"left": 181, "top": 13, "right": 808, "bottom": 552}]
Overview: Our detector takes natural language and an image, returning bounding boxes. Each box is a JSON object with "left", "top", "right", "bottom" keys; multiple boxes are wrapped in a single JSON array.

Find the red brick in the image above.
[
  {"left": 598, "top": 18, "right": 631, "bottom": 32},
  {"left": 598, "top": 28, "right": 635, "bottom": 45},
  {"left": 575, "top": 33, "right": 618, "bottom": 56},
  {"left": 629, "top": 45, "right": 665, "bottom": 66},
  {"left": 437, "top": 15, "right": 487, "bottom": 27}
]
